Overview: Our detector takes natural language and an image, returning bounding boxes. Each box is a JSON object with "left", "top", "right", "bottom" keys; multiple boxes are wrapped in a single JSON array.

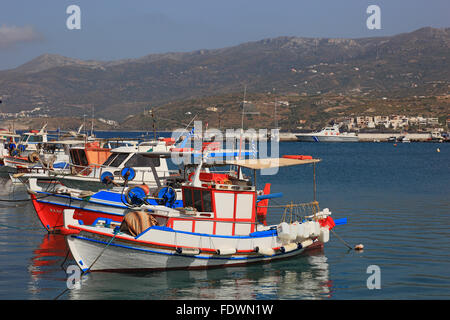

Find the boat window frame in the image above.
[
  {"left": 27, "top": 135, "right": 43, "bottom": 143},
  {"left": 70, "top": 149, "right": 88, "bottom": 166},
  {"left": 107, "top": 153, "right": 129, "bottom": 167},
  {"left": 124, "top": 154, "right": 161, "bottom": 168},
  {"left": 182, "top": 187, "right": 213, "bottom": 212}
]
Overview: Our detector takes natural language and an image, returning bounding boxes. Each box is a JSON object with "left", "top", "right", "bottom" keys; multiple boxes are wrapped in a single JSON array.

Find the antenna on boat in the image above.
[
  {"left": 150, "top": 108, "right": 157, "bottom": 140},
  {"left": 273, "top": 88, "right": 277, "bottom": 130},
  {"left": 238, "top": 85, "right": 247, "bottom": 160},
  {"left": 39, "top": 123, "right": 48, "bottom": 134},
  {"left": 90, "top": 106, "right": 94, "bottom": 137}
]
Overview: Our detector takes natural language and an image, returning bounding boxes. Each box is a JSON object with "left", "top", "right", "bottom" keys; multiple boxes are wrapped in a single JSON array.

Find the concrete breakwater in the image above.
[
  {"left": 357, "top": 133, "right": 432, "bottom": 142},
  {"left": 278, "top": 132, "right": 435, "bottom": 142}
]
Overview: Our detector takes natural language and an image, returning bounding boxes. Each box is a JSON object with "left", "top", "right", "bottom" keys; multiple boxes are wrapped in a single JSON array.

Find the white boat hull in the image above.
[
  {"left": 67, "top": 226, "right": 318, "bottom": 272},
  {"left": 295, "top": 134, "right": 359, "bottom": 142}
]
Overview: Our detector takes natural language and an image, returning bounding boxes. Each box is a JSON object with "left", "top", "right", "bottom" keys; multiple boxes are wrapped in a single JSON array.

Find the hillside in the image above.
[{"left": 0, "top": 27, "right": 449, "bottom": 125}]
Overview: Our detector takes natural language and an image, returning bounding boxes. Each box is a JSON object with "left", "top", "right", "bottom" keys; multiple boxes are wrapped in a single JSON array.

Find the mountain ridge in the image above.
[{"left": 0, "top": 27, "right": 448, "bottom": 122}]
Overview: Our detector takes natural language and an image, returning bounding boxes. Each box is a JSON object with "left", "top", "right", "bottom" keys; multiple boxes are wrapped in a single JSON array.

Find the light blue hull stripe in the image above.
[{"left": 72, "top": 235, "right": 302, "bottom": 261}]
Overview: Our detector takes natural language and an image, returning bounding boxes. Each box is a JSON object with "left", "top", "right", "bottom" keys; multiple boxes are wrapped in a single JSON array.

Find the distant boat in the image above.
[
  {"left": 387, "top": 136, "right": 397, "bottom": 143},
  {"left": 295, "top": 125, "right": 359, "bottom": 142},
  {"left": 402, "top": 137, "right": 411, "bottom": 143}
]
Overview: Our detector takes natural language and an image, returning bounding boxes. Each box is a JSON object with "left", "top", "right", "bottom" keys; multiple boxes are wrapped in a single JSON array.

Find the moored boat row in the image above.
[{"left": 3, "top": 125, "right": 347, "bottom": 273}]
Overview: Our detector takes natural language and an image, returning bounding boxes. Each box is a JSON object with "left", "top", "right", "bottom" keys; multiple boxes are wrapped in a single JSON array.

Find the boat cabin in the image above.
[
  {"left": 17, "top": 129, "right": 48, "bottom": 152},
  {"left": 166, "top": 172, "right": 257, "bottom": 236},
  {"left": 162, "top": 157, "right": 321, "bottom": 237},
  {"left": 70, "top": 141, "right": 112, "bottom": 174}
]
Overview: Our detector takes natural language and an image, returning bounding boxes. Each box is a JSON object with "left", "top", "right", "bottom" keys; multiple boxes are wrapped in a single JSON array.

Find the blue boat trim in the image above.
[
  {"left": 334, "top": 218, "right": 347, "bottom": 225},
  {"left": 72, "top": 234, "right": 303, "bottom": 261},
  {"left": 36, "top": 190, "right": 183, "bottom": 209},
  {"left": 134, "top": 225, "right": 277, "bottom": 240}
]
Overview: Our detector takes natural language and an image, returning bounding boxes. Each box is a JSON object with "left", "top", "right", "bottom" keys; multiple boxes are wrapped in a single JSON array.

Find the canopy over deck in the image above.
[{"left": 224, "top": 157, "right": 320, "bottom": 170}]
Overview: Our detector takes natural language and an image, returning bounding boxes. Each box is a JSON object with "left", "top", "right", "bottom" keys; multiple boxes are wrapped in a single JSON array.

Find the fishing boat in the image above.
[
  {"left": 35, "top": 139, "right": 179, "bottom": 191},
  {"left": 0, "top": 131, "right": 20, "bottom": 170},
  {"left": 295, "top": 125, "right": 359, "bottom": 142},
  {"left": 27, "top": 146, "right": 255, "bottom": 233},
  {"left": 3, "top": 125, "right": 73, "bottom": 171},
  {"left": 8, "top": 139, "right": 113, "bottom": 185},
  {"left": 61, "top": 155, "right": 347, "bottom": 272}
]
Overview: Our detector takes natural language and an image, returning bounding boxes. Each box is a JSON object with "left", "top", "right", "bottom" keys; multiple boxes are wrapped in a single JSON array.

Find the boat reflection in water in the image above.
[
  {"left": 66, "top": 246, "right": 330, "bottom": 300},
  {"left": 27, "top": 234, "right": 70, "bottom": 296}
]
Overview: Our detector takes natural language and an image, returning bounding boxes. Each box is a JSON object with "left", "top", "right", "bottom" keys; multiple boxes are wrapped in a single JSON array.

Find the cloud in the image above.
[{"left": 0, "top": 25, "right": 44, "bottom": 49}]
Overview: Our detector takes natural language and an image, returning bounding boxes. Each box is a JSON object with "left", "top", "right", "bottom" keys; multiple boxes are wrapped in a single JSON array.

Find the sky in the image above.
[{"left": 0, "top": 0, "right": 449, "bottom": 70}]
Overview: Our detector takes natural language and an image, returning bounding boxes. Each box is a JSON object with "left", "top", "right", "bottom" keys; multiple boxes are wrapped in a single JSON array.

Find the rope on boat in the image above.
[
  {"left": 82, "top": 229, "right": 119, "bottom": 275},
  {"left": 54, "top": 228, "right": 120, "bottom": 300},
  {"left": 0, "top": 223, "right": 42, "bottom": 231},
  {"left": 0, "top": 194, "right": 53, "bottom": 202},
  {"left": 258, "top": 201, "right": 320, "bottom": 224},
  {"left": 330, "top": 229, "right": 353, "bottom": 250}
]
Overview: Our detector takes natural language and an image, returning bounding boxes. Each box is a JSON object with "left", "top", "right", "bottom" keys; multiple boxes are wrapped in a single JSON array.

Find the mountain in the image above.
[
  {"left": 10, "top": 53, "right": 105, "bottom": 74},
  {"left": 0, "top": 27, "right": 449, "bottom": 122}
]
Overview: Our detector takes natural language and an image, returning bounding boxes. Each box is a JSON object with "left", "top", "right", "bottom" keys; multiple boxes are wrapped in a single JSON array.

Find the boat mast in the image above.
[
  {"left": 238, "top": 85, "right": 247, "bottom": 160},
  {"left": 90, "top": 106, "right": 94, "bottom": 137},
  {"left": 151, "top": 109, "right": 157, "bottom": 140}
]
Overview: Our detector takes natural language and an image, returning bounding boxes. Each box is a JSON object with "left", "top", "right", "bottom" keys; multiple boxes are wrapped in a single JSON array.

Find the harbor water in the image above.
[{"left": 0, "top": 135, "right": 449, "bottom": 300}]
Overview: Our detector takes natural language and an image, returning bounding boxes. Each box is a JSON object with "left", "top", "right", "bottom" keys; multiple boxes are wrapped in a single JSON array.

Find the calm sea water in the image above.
[{"left": 0, "top": 135, "right": 449, "bottom": 300}]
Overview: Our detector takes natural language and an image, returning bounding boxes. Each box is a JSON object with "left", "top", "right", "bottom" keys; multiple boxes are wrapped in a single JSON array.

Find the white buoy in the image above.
[
  {"left": 300, "top": 239, "right": 313, "bottom": 249},
  {"left": 176, "top": 247, "right": 200, "bottom": 255},
  {"left": 216, "top": 248, "right": 237, "bottom": 255},
  {"left": 289, "top": 223, "right": 299, "bottom": 241},
  {"left": 280, "top": 243, "right": 298, "bottom": 253},
  {"left": 277, "top": 222, "right": 291, "bottom": 242},
  {"left": 256, "top": 247, "right": 275, "bottom": 256}
]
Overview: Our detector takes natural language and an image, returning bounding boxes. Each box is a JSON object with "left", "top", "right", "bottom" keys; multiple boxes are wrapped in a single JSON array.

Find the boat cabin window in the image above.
[
  {"left": 183, "top": 188, "right": 212, "bottom": 212},
  {"left": 103, "top": 153, "right": 129, "bottom": 167},
  {"left": 70, "top": 149, "right": 88, "bottom": 166},
  {"left": 124, "top": 154, "right": 161, "bottom": 168},
  {"left": 28, "top": 135, "right": 43, "bottom": 143}
]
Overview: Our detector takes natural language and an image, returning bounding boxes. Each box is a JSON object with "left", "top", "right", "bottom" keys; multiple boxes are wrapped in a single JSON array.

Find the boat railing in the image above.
[
  {"left": 69, "top": 162, "right": 178, "bottom": 182},
  {"left": 256, "top": 200, "right": 321, "bottom": 223}
]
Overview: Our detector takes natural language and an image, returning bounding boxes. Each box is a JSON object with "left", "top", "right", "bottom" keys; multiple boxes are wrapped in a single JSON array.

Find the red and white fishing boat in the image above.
[
  {"left": 27, "top": 146, "right": 255, "bottom": 233},
  {"left": 61, "top": 155, "right": 346, "bottom": 272}
]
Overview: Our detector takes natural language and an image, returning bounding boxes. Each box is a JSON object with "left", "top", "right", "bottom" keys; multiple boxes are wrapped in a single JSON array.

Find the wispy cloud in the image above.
[{"left": 0, "top": 25, "right": 43, "bottom": 49}]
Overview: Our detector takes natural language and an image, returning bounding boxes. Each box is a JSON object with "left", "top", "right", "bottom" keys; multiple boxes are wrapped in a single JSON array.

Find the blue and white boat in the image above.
[
  {"left": 295, "top": 125, "right": 359, "bottom": 142},
  {"left": 61, "top": 155, "right": 346, "bottom": 272}
]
